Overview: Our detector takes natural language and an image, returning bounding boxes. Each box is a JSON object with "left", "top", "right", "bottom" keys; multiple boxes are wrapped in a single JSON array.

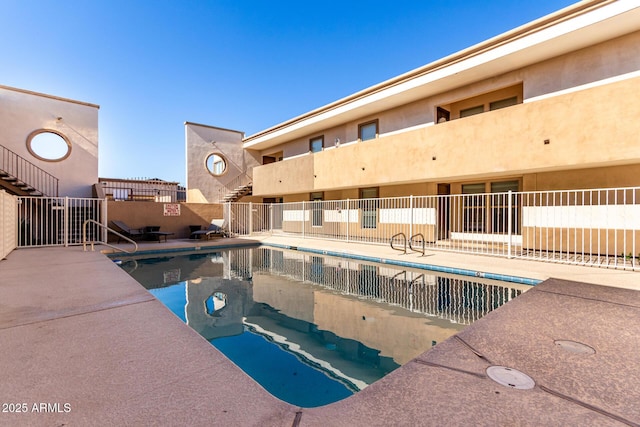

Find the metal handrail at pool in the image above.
[
  {"left": 82, "top": 219, "right": 138, "bottom": 254},
  {"left": 409, "top": 233, "right": 426, "bottom": 256},
  {"left": 390, "top": 232, "right": 407, "bottom": 254}
]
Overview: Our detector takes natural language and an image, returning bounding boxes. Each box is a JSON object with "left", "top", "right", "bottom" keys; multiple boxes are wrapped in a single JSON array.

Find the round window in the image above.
[
  {"left": 26, "top": 129, "right": 72, "bottom": 162},
  {"left": 205, "top": 292, "right": 228, "bottom": 316},
  {"left": 206, "top": 153, "right": 228, "bottom": 176}
]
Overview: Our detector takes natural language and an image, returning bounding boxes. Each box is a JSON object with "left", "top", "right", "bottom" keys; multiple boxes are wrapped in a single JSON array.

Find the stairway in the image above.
[
  {"left": 222, "top": 183, "right": 253, "bottom": 203},
  {"left": 0, "top": 170, "right": 44, "bottom": 196},
  {"left": 1, "top": 144, "right": 59, "bottom": 196}
]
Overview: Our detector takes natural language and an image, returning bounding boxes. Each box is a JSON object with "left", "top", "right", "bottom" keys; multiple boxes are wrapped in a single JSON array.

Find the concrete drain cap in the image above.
[
  {"left": 486, "top": 366, "right": 535, "bottom": 390},
  {"left": 554, "top": 340, "right": 595, "bottom": 354}
]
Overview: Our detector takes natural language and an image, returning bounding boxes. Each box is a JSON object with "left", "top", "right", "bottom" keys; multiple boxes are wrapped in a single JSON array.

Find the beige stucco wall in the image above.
[
  {"left": 0, "top": 86, "right": 99, "bottom": 198},
  {"left": 185, "top": 123, "right": 260, "bottom": 203},
  {"left": 254, "top": 75, "right": 640, "bottom": 197},
  {"left": 251, "top": 266, "right": 454, "bottom": 365},
  {"left": 523, "top": 31, "right": 640, "bottom": 100},
  {"left": 1, "top": 190, "right": 17, "bottom": 260},
  {"left": 523, "top": 164, "right": 640, "bottom": 192},
  {"left": 107, "top": 201, "right": 223, "bottom": 240},
  {"left": 251, "top": 31, "right": 640, "bottom": 200},
  {"left": 252, "top": 274, "right": 315, "bottom": 324}
]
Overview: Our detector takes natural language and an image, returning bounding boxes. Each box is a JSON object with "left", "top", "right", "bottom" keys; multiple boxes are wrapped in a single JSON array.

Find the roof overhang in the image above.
[{"left": 243, "top": 0, "right": 640, "bottom": 151}]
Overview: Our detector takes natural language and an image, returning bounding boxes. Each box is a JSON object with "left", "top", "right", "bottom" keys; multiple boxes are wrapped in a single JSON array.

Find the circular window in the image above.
[
  {"left": 205, "top": 292, "right": 228, "bottom": 316},
  {"left": 26, "top": 129, "right": 72, "bottom": 162},
  {"left": 205, "top": 153, "right": 228, "bottom": 176}
]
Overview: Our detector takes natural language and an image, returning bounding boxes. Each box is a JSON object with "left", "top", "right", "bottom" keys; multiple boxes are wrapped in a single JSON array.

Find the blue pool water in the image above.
[{"left": 119, "top": 246, "right": 528, "bottom": 407}]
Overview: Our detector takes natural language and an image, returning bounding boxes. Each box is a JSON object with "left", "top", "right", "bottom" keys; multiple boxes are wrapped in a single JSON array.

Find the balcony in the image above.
[
  {"left": 253, "top": 154, "right": 314, "bottom": 196},
  {"left": 252, "top": 76, "right": 640, "bottom": 197}
]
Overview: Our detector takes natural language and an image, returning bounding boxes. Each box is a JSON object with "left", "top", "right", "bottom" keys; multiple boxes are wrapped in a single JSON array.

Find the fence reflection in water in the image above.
[{"left": 249, "top": 247, "right": 527, "bottom": 326}]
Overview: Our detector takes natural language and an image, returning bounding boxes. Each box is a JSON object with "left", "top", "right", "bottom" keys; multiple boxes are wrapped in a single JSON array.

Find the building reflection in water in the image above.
[{"left": 126, "top": 247, "right": 529, "bottom": 389}]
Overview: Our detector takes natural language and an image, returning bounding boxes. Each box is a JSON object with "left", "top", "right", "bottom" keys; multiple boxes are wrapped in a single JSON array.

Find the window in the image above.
[
  {"left": 310, "top": 136, "right": 323, "bottom": 153},
  {"left": 461, "top": 181, "right": 520, "bottom": 234},
  {"left": 311, "top": 192, "right": 323, "bottom": 227},
  {"left": 490, "top": 181, "right": 519, "bottom": 234},
  {"left": 358, "top": 264, "right": 380, "bottom": 298},
  {"left": 490, "top": 97, "right": 518, "bottom": 111},
  {"left": 358, "top": 120, "right": 378, "bottom": 141},
  {"left": 26, "top": 129, "right": 72, "bottom": 162},
  {"left": 205, "top": 153, "right": 227, "bottom": 176},
  {"left": 360, "top": 187, "right": 378, "bottom": 229},
  {"left": 436, "top": 107, "right": 450, "bottom": 124},
  {"left": 310, "top": 256, "right": 324, "bottom": 282},
  {"left": 460, "top": 105, "right": 484, "bottom": 118},
  {"left": 462, "top": 183, "right": 486, "bottom": 232}
]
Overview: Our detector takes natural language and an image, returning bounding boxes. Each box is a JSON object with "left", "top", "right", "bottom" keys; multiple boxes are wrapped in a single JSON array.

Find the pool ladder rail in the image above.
[
  {"left": 390, "top": 232, "right": 426, "bottom": 256},
  {"left": 82, "top": 219, "right": 138, "bottom": 254}
]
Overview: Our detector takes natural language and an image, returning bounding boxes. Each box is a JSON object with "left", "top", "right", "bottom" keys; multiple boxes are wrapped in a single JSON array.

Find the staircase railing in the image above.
[
  {"left": 218, "top": 172, "right": 252, "bottom": 202},
  {"left": 0, "top": 144, "right": 59, "bottom": 196}
]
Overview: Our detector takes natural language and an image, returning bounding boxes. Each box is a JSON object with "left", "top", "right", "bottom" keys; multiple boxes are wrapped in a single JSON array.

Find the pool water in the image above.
[{"left": 118, "top": 246, "right": 528, "bottom": 407}]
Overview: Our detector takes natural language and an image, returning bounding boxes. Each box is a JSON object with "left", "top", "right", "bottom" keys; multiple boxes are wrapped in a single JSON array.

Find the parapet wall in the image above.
[{"left": 106, "top": 201, "right": 223, "bottom": 241}]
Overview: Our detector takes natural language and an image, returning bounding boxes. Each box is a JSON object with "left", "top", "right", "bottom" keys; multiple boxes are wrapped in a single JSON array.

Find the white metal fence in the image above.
[
  {"left": 17, "top": 196, "right": 105, "bottom": 247},
  {"left": 226, "top": 187, "right": 640, "bottom": 271}
]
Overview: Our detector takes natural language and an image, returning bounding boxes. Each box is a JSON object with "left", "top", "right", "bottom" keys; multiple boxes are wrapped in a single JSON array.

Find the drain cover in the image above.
[
  {"left": 486, "top": 366, "right": 535, "bottom": 390},
  {"left": 554, "top": 340, "right": 596, "bottom": 354}
]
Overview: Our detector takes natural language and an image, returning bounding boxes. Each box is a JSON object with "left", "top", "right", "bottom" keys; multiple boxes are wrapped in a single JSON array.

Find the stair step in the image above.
[{"left": 0, "top": 170, "right": 44, "bottom": 196}]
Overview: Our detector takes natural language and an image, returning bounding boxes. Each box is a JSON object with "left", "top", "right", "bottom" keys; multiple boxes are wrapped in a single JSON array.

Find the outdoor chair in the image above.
[
  {"left": 110, "top": 220, "right": 146, "bottom": 242},
  {"left": 190, "top": 219, "right": 230, "bottom": 240}
]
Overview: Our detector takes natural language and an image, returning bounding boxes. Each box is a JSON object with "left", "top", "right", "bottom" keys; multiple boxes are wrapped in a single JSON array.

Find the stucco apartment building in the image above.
[
  {"left": 188, "top": 0, "right": 640, "bottom": 203},
  {"left": 0, "top": 85, "right": 99, "bottom": 198},
  {"left": 186, "top": 0, "right": 640, "bottom": 257}
]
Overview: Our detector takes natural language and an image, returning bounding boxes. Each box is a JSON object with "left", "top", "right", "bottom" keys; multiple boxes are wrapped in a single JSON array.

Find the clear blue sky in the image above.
[{"left": 1, "top": 0, "right": 576, "bottom": 185}]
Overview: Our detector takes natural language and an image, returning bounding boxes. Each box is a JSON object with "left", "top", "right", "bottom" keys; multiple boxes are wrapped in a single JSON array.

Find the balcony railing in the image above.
[
  {"left": 225, "top": 186, "right": 640, "bottom": 271},
  {"left": 101, "top": 185, "right": 185, "bottom": 202}
]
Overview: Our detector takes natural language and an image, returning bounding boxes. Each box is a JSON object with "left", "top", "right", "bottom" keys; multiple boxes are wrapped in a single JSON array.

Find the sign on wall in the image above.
[{"left": 164, "top": 203, "right": 181, "bottom": 216}]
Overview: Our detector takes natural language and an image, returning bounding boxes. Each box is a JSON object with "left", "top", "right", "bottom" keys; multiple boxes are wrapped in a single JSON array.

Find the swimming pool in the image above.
[{"left": 117, "top": 246, "right": 530, "bottom": 407}]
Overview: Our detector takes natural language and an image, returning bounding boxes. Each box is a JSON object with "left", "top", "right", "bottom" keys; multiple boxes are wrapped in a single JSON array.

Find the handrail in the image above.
[
  {"left": 390, "top": 232, "right": 407, "bottom": 254},
  {"left": 218, "top": 173, "right": 252, "bottom": 202},
  {"left": 409, "top": 233, "right": 426, "bottom": 256},
  {"left": 410, "top": 274, "right": 425, "bottom": 289},
  {"left": 0, "top": 144, "right": 59, "bottom": 196},
  {"left": 82, "top": 219, "right": 138, "bottom": 254},
  {"left": 391, "top": 270, "right": 407, "bottom": 282}
]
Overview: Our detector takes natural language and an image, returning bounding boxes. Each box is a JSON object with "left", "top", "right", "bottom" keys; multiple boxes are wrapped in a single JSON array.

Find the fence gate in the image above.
[{"left": 17, "top": 197, "right": 105, "bottom": 247}]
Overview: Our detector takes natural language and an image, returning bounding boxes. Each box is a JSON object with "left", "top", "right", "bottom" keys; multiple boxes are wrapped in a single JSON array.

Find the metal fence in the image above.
[
  {"left": 17, "top": 196, "right": 105, "bottom": 247},
  {"left": 226, "top": 186, "right": 640, "bottom": 271}
]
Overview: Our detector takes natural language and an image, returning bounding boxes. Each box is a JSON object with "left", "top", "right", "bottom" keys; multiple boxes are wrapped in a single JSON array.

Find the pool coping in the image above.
[
  {"left": 262, "top": 242, "right": 541, "bottom": 286},
  {"left": 107, "top": 240, "right": 541, "bottom": 287}
]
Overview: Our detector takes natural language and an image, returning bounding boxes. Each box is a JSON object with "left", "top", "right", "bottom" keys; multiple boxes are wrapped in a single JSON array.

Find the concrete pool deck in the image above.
[{"left": 1, "top": 236, "right": 639, "bottom": 426}]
